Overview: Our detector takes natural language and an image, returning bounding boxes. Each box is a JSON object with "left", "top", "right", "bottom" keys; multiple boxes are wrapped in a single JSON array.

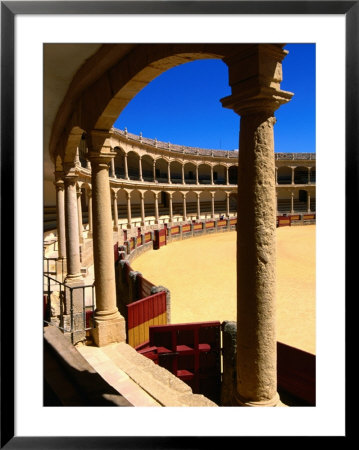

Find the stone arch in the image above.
[
  {"left": 62, "top": 126, "right": 85, "bottom": 167},
  {"left": 50, "top": 44, "right": 241, "bottom": 160},
  {"left": 113, "top": 146, "right": 126, "bottom": 178},
  {"left": 155, "top": 158, "right": 169, "bottom": 182}
]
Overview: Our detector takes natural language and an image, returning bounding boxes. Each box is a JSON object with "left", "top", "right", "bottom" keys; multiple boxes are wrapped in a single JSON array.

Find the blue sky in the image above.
[{"left": 114, "top": 44, "right": 315, "bottom": 153}]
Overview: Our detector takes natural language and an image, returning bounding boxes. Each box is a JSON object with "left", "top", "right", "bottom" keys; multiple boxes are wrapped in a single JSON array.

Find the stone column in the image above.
[
  {"left": 291, "top": 167, "right": 295, "bottom": 185},
  {"left": 63, "top": 169, "right": 82, "bottom": 280},
  {"left": 88, "top": 131, "right": 126, "bottom": 346},
  {"left": 226, "top": 166, "right": 229, "bottom": 185},
  {"left": 169, "top": 193, "right": 173, "bottom": 223},
  {"left": 211, "top": 192, "right": 215, "bottom": 218},
  {"left": 168, "top": 161, "right": 171, "bottom": 184},
  {"left": 76, "top": 186, "right": 84, "bottom": 243},
  {"left": 211, "top": 166, "right": 214, "bottom": 185},
  {"left": 196, "top": 165, "right": 199, "bottom": 184},
  {"left": 182, "top": 192, "right": 187, "bottom": 221},
  {"left": 139, "top": 157, "right": 143, "bottom": 181},
  {"left": 196, "top": 192, "right": 201, "bottom": 220},
  {"left": 154, "top": 192, "right": 159, "bottom": 224},
  {"left": 112, "top": 191, "right": 118, "bottom": 231},
  {"left": 307, "top": 192, "right": 311, "bottom": 212},
  {"left": 110, "top": 157, "right": 116, "bottom": 178},
  {"left": 86, "top": 160, "right": 91, "bottom": 170},
  {"left": 153, "top": 159, "right": 157, "bottom": 183},
  {"left": 226, "top": 192, "right": 230, "bottom": 217},
  {"left": 291, "top": 192, "right": 294, "bottom": 214},
  {"left": 221, "top": 44, "right": 293, "bottom": 407},
  {"left": 54, "top": 176, "right": 66, "bottom": 259},
  {"left": 87, "top": 188, "right": 93, "bottom": 238},
  {"left": 182, "top": 164, "right": 185, "bottom": 184},
  {"left": 126, "top": 191, "right": 132, "bottom": 229},
  {"left": 124, "top": 152, "right": 129, "bottom": 180},
  {"left": 140, "top": 192, "right": 145, "bottom": 226}
]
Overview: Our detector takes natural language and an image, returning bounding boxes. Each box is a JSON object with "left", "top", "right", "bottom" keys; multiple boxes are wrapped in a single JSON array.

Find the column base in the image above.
[
  {"left": 91, "top": 313, "right": 126, "bottom": 347},
  {"left": 233, "top": 391, "right": 281, "bottom": 407}
]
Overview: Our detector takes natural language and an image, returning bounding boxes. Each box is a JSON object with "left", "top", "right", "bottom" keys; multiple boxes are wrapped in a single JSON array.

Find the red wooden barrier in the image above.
[
  {"left": 277, "top": 216, "right": 291, "bottom": 227},
  {"left": 303, "top": 213, "right": 316, "bottom": 221},
  {"left": 171, "top": 226, "right": 180, "bottom": 236},
  {"left": 153, "top": 228, "right": 167, "bottom": 249},
  {"left": 193, "top": 222, "right": 203, "bottom": 232},
  {"left": 182, "top": 224, "right": 191, "bottom": 233},
  {"left": 145, "top": 232, "right": 152, "bottom": 243},
  {"left": 114, "top": 243, "right": 119, "bottom": 263},
  {"left": 229, "top": 218, "right": 237, "bottom": 226},
  {"left": 205, "top": 221, "right": 215, "bottom": 229},
  {"left": 277, "top": 342, "right": 316, "bottom": 405},
  {"left": 217, "top": 219, "right": 227, "bottom": 227},
  {"left": 127, "top": 291, "right": 167, "bottom": 349}
]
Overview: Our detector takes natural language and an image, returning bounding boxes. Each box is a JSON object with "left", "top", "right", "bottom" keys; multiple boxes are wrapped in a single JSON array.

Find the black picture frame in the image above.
[{"left": 1, "top": 1, "right": 355, "bottom": 447}]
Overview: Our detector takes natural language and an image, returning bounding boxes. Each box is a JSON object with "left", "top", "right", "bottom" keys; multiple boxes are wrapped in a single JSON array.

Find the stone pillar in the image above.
[
  {"left": 110, "top": 157, "right": 116, "bottom": 178},
  {"left": 88, "top": 131, "right": 126, "bottom": 346},
  {"left": 87, "top": 188, "right": 93, "bottom": 238},
  {"left": 275, "top": 167, "right": 278, "bottom": 184},
  {"left": 226, "top": 166, "right": 229, "bottom": 185},
  {"left": 211, "top": 192, "right": 215, "bottom": 218},
  {"left": 54, "top": 176, "right": 66, "bottom": 259},
  {"left": 291, "top": 167, "right": 295, "bottom": 185},
  {"left": 211, "top": 166, "right": 214, "bottom": 185},
  {"left": 291, "top": 192, "right": 294, "bottom": 214},
  {"left": 154, "top": 193, "right": 159, "bottom": 224},
  {"left": 63, "top": 169, "right": 82, "bottom": 280},
  {"left": 139, "top": 157, "right": 143, "bottom": 181},
  {"left": 307, "top": 192, "right": 311, "bottom": 212},
  {"left": 226, "top": 192, "right": 230, "bottom": 217},
  {"left": 86, "top": 160, "right": 91, "bottom": 170},
  {"left": 126, "top": 191, "right": 132, "bottom": 229},
  {"left": 153, "top": 159, "right": 157, "bottom": 183},
  {"left": 182, "top": 193, "right": 187, "bottom": 221},
  {"left": 169, "top": 193, "right": 173, "bottom": 223},
  {"left": 168, "top": 161, "right": 171, "bottom": 184},
  {"left": 112, "top": 191, "right": 118, "bottom": 231},
  {"left": 182, "top": 164, "right": 185, "bottom": 184},
  {"left": 221, "top": 44, "right": 293, "bottom": 406},
  {"left": 76, "top": 186, "right": 84, "bottom": 243},
  {"left": 196, "top": 192, "right": 201, "bottom": 220},
  {"left": 124, "top": 152, "right": 129, "bottom": 180},
  {"left": 196, "top": 165, "right": 199, "bottom": 185},
  {"left": 140, "top": 192, "right": 145, "bottom": 226}
]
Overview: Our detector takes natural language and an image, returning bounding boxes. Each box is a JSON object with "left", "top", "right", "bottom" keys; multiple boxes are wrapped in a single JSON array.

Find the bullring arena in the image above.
[{"left": 43, "top": 44, "right": 316, "bottom": 408}]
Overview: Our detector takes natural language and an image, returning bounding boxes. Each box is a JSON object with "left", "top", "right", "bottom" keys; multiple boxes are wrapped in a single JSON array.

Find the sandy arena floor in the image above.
[{"left": 132, "top": 225, "right": 316, "bottom": 355}]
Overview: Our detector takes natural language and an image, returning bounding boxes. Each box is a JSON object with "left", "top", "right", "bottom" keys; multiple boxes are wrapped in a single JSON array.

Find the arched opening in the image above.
[
  {"left": 277, "top": 166, "right": 292, "bottom": 185},
  {"left": 186, "top": 191, "right": 198, "bottom": 220},
  {"left": 184, "top": 162, "right": 197, "bottom": 184},
  {"left": 155, "top": 158, "right": 169, "bottom": 183},
  {"left": 172, "top": 191, "right": 183, "bottom": 220},
  {"left": 198, "top": 164, "right": 211, "bottom": 185},
  {"left": 114, "top": 147, "right": 126, "bottom": 179},
  {"left": 130, "top": 190, "right": 142, "bottom": 224},
  {"left": 144, "top": 191, "right": 156, "bottom": 223},
  {"left": 170, "top": 161, "right": 183, "bottom": 184},
  {"left": 141, "top": 155, "right": 155, "bottom": 182},
  {"left": 310, "top": 168, "right": 316, "bottom": 183},
  {"left": 213, "top": 164, "right": 226, "bottom": 185},
  {"left": 127, "top": 151, "right": 140, "bottom": 181},
  {"left": 294, "top": 166, "right": 309, "bottom": 184},
  {"left": 228, "top": 166, "right": 237, "bottom": 184},
  {"left": 229, "top": 193, "right": 237, "bottom": 213}
]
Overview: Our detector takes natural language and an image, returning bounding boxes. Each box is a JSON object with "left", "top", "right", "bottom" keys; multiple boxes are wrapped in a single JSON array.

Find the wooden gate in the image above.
[{"left": 139, "top": 321, "right": 221, "bottom": 404}]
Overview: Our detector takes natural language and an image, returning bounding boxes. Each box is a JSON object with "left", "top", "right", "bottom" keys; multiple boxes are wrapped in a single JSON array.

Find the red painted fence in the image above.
[{"left": 126, "top": 291, "right": 167, "bottom": 349}]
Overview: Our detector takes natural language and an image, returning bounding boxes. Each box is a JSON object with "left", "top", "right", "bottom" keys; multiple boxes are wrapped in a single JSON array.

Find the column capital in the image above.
[
  {"left": 54, "top": 178, "right": 65, "bottom": 191},
  {"left": 221, "top": 44, "right": 293, "bottom": 116},
  {"left": 87, "top": 129, "right": 116, "bottom": 164},
  {"left": 63, "top": 165, "right": 79, "bottom": 184}
]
